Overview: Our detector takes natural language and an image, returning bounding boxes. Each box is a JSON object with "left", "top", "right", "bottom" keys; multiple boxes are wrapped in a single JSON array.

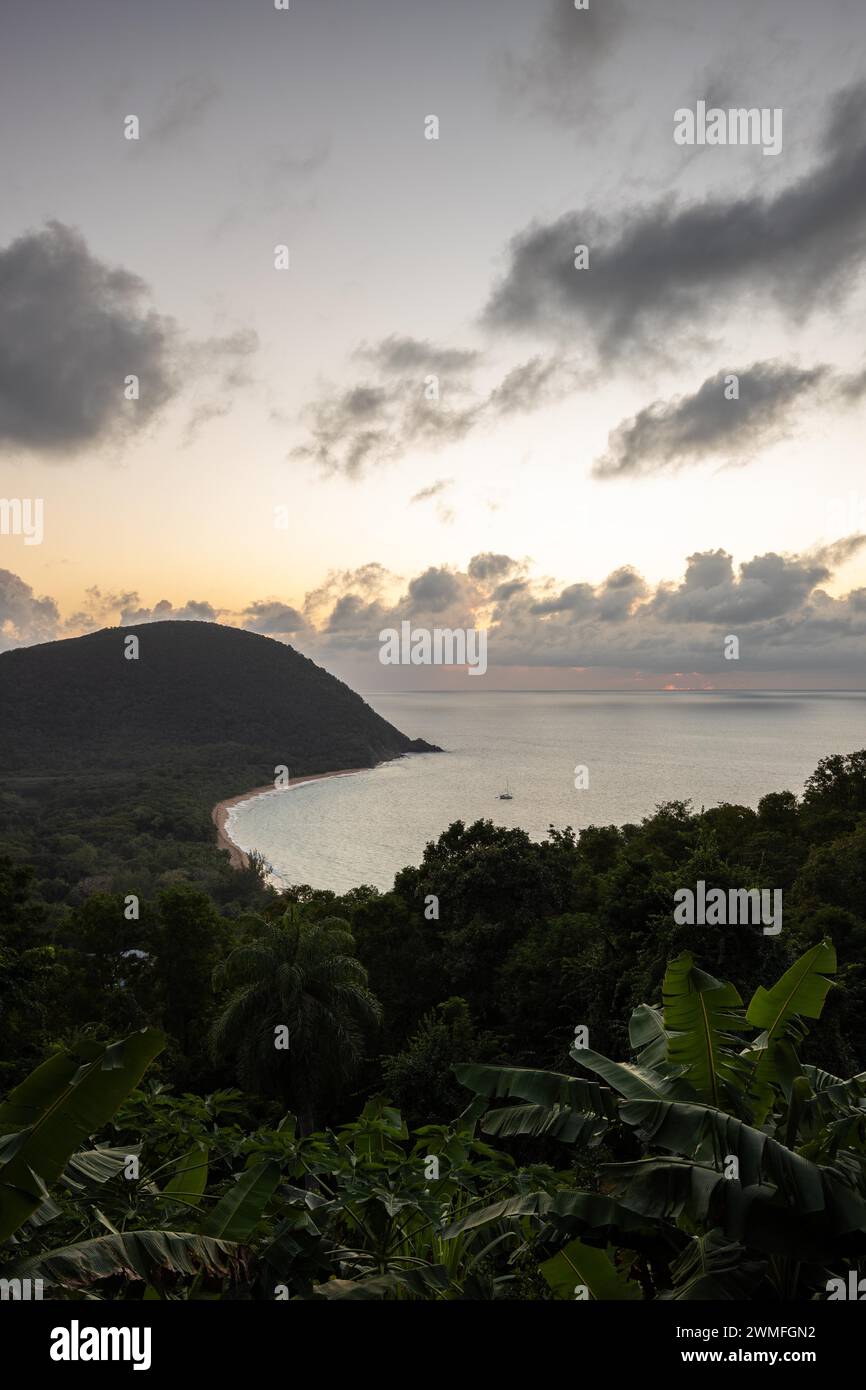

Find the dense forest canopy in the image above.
[
  {"left": 2, "top": 751, "right": 866, "bottom": 1300},
  {"left": 2, "top": 622, "right": 866, "bottom": 1299}
]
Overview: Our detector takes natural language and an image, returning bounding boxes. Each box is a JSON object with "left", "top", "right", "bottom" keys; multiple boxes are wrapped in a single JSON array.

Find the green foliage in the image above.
[
  {"left": 4, "top": 746, "right": 866, "bottom": 1299},
  {"left": 456, "top": 940, "right": 866, "bottom": 1300},
  {"left": 210, "top": 910, "right": 382, "bottom": 1129},
  {"left": 0, "top": 620, "right": 437, "bottom": 901},
  {"left": 0, "top": 1049, "right": 533, "bottom": 1301},
  {"left": 0, "top": 1030, "right": 164, "bottom": 1242}
]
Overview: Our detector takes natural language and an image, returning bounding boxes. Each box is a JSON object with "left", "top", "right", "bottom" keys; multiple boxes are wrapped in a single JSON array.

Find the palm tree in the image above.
[{"left": 211, "top": 911, "right": 382, "bottom": 1132}]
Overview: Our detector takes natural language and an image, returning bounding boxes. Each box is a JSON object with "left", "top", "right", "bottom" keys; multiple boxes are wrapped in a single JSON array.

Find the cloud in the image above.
[
  {"left": 266, "top": 139, "right": 330, "bottom": 179},
  {"left": 812, "top": 534, "right": 866, "bottom": 568},
  {"left": 119, "top": 598, "right": 221, "bottom": 625},
  {"left": 486, "top": 355, "right": 581, "bottom": 416},
  {"left": 410, "top": 479, "right": 453, "bottom": 504},
  {"left": 182, "top": 328, "right": 260, "bottom": 444},
  {"left": 148, "top": 75, "right": 220, "bottom": 145},
  {"left": 594, "top": 361, "right": 830, "bottom": 478},
  {"left": 289, "top": 536, "right": 866, "bottom": 675},
  {"left": 293, "top": 338, "right": 581, "bottom": 477},
  {"left": 594, "top": 355, "right": 866, "bottom": 478},
  {"left": 241, "top": 600, "right": 306, "bottom": 635},
  {"left": 497, "top": 0, "right": 631, "bottom": 125},
  {"left": 0, "top": 223, "right": 258, "bottom": 456},
  {"left": 467, "top": 552, "right": 521, "bottom": 583},
  {"left": 406, "top": 567, "right": 467, "bottom": 615},
  {"left": 0, "top": 222, "right": 176, "bottom": 453},
  {"left": 0, "top": 570, "right": 60, "bottom": 649},
  {"left": 410, "top": 477, "right": 456, "bottom": 524},
  {"left": 647, "top": 549, "right": 834, "bottom": 624},
  {"left": 302, "top": 564, "right": 392, "bottom": 624},
  {"left": 9, "top": 534, "right": 866, "bottom": 675},
  {"left": 483, "top": 82, "right": 866, "bottom": 358},
  {"left": 291, "top": 372, "right": 480, "bottom": 478},
  {"left": 65, "top": 585, "right": 140, "bottom": 631},
  {"left": 357, "top": 336, "right": 480, "bottom": 375},
  {"left": 530, "top": 582, "right": 596, "bottom": 617}
]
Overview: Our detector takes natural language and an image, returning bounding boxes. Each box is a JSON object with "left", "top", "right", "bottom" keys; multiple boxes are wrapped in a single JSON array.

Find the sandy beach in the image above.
[{"left": 212, "top": 769, "right": 365, "bottom": 870}]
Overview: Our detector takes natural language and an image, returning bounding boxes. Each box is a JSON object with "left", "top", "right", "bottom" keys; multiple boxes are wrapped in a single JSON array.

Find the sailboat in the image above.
[{"left": 498, "top": 780, "right": 513, "bottom": 801}]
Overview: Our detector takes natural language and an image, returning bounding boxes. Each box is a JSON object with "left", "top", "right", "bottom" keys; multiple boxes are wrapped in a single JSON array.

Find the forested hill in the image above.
[
  {"left": 0, "top": 622, "right": 438, "bottom": 896},
  {"left": 0, "top": 620, "right": 438, "bottom": 775}
]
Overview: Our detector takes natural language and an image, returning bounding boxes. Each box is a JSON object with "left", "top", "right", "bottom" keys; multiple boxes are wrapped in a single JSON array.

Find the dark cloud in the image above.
[
  {"left": 119, "top": 598, "right": 220, "bottom": 625},
  {"left": 302, "top": 564, "right": 392, "bottom": 624},
  {"left": 813, "top": 534, "right": 866, "bottom": 568},
  {"left": 0, "top": 222, "right": 176, "bottom": 452},
  {"left": 594, "top": 361, "right": 829, "bottom": 478},
  {"left": 498, "top": 0, "right": 630, "bottom": 125},
  {"left": 0, "top": 223, "right": 257, "bottom": 456},
  {"left": 530, "top": 582, "right": 595, "bottom": 617},
  {"left": 598, "top": 566, "right": 649, "bottom": 618},
  {"left": 648, "top": 549, "right": 833, "bottom": 624},
  {"left": 293, "top": 342, "right": 582, "bottom": 478},
  {"left": 241, "top": 601, "right": 306, "bottom": 635},
  {"left": 0, "top": 570, "right": 60, "bottom": 649},
  {"left": 148, "top": 75, "right": 220, "bottom": 145},
  {"left": 491, "top": 579, "right": 528, "bottom": 602},
  {"left": 357, "top": 336, "right": 480, "bottom": 374},
  {"left": 410, "top": 479, "right": 453, "bottom": 504},
  {"left": 323, "top": 592, "right": 389, "bottom": 645},
  {"left": 483, "top": 82, "right": 866, "bottom": 357},
  {"left": 467, "top": 553, "right": 520, "bottom": 583},
  {"left": 10, "top": 531, "right": 866, "bottom": 675},
  {"left": 65, "top": 585, "right": 140, "bottom": 631},
  {"left": 291, "top": 374, "right": 479, "bottom": 478},
  {"left": 487, "top": 355, "right": 581, "bottom": 416},
  {"left": 405, "top": 567, "right": 464, "bottom": 614},
  {"left": 409, "top": 478, "right": 456, "bottom": 524},
  {"left": 836, "top": 362, "right": 866, "bottom": 403},
  {"left": 287, "top": 537, "right": 866, "bottom": 675}
]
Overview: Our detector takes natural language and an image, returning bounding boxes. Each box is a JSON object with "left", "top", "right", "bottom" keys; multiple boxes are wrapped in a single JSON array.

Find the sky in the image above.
[{"left": 1, "top": 0, "right": 866, "bottom": 689}]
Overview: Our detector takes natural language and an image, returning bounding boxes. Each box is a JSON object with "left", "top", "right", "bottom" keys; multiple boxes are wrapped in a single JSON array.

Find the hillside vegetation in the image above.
[{"left": 0, "top": 621, "right": 438, "bottom": 899}]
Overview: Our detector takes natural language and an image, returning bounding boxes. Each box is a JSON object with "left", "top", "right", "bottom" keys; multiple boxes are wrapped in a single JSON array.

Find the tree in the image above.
[
  {"left": 381, "top": 997, "right": 479, "bottom": 1122},
  {"left": 152, "top": 883, "right": 230, "bottom": 1081},
  {"left": 210, "top": 911, "right": 382, "bottom": 1131}
]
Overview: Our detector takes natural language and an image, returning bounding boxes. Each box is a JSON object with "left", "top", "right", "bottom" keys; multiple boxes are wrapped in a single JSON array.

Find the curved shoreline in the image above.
[{"left": 212, "top": 769, "right": 366, "bottom": 870}]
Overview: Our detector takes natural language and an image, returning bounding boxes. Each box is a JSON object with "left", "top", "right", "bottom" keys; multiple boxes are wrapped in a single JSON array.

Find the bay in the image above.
[{"left": 226, "top": 691, "right": 866, "bottom": 893}]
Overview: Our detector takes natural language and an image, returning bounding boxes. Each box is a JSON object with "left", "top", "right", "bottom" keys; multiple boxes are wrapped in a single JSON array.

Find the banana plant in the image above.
[
  {"left": 455, "top": 940, "right": 866, "bottom": 1299},
  {"left": 0, "top": 1030, "right": 166, "bottom": 1243},
  {"left": 0, "top": 1033, "right": 254, "bottom": 1298}
]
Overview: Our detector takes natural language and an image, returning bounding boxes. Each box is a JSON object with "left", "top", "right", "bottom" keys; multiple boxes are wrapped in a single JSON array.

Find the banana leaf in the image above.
[
  {"left": 540, "top": 1237, "right": 641, "bottom": 1300},
  {"left": 454, "top": 1063, "right": 616, "bottom": 1117},
  {"left": 199, "top": 1160, "right": 281, "bottom": 1241},
  {"left": 663, "top": 954, "right": 751, "bottom": 1107},
  {"left": 161, "top": 1146, "right": 209, "bottom": 1212},
  {"left": 6, "top": 1229, "right": 247, "bottom": 1291},
  {"left": 0, "top": 1030, "right": 165, "bottom": 1243}
]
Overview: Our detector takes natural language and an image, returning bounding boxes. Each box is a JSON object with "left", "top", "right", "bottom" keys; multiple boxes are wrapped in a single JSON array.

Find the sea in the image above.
[{"left": 225, "top": 691, "right": 866, "bottom": 894}]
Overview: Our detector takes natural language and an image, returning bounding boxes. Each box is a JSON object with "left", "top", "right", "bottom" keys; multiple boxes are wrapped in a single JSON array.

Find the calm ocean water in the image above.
[{"left": 226, "top": 691, "right": 866, "bottom": 893}]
